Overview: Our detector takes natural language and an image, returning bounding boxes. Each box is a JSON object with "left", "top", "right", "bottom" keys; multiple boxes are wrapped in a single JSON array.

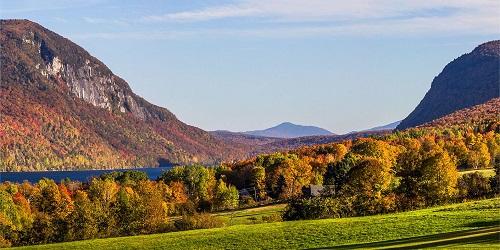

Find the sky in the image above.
[{"left": 1, "top": 0, "right": 499, "bottom": 134}]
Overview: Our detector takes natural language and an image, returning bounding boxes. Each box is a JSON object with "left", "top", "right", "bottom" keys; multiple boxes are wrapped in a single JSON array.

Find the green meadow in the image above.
[{"left": 18, "top": 198, "right": 500, "bottom": 250}]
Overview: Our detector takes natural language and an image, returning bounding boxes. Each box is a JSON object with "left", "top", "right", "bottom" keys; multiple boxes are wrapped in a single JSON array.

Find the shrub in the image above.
[
  {"left": 458, "top": 173, "right": 492, "bottom": 199},
  {"left": 491, "top": 175, "right": 500, "bottom": 195},
  {"left": 175, "top": 201, "right": 198, "bottom": 216},
  {"left": 262, "top": 213, "right": 282, "bottom": 223},
  {"left": 239, "top": 196, "right": 257, "bottom": 208},
  {"left": 247, "top": 216, "right": 258, "bottom": 224},
  {"left": 0, "top": 236, "right": 11, "bottom": 248},
  {"left": 492, "top": 160, "right": 500, "bottom": 194},
  {"left": 283, "top": 197, "right": 352, "bottom": 220},
  {"left": 174, "top": 213, "right": 225, "bottom": 231}
]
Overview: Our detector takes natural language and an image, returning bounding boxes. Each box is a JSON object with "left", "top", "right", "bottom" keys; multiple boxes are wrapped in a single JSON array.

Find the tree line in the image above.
[{"left": 0, "top": 169, "right": 238, "bottom": 247}]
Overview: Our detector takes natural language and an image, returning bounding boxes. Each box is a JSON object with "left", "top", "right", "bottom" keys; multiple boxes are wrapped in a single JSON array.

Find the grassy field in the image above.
[
  {"left": 166, "top": 204, "right": 286, "bottom": 226},
  {"left": 215, "top": 203, "right": 286, "bottom": 226},
  {"left": 17, "top": 198, "right": 500, "bottom": 249}
]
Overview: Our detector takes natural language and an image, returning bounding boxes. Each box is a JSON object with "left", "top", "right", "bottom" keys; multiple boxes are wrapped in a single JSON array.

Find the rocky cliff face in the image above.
[
  {"left": 0, "top": 19, "right": 247, "bottom": 171},
  {"left": 3, "top": 20, "right": 154, "bottom": 120},
  {"left": 397, "top": 40, "right": 500, "bottom": 130}
]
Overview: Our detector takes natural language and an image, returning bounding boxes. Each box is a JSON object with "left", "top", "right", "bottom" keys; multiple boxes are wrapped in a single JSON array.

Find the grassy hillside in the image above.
[
  {"left": 215, "top": 204, "right": 286, "bottom": 226},
  {"left": 18, "top": 198, "right": 500, "bottom": 249}
]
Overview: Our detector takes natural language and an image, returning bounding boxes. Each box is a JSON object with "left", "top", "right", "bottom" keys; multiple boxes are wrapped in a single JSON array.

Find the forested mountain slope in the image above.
[
  {"left": 398, "top": 40, "right": 500, "bottom": 130},
  {"left": 0, "top": 19, "right": 249, "bottom": 171}
]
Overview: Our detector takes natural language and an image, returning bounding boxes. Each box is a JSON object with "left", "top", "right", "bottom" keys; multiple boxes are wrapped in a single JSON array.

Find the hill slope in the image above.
[
  {"left": 397, "top": 40, "right": 500, "bottom": 130},
  {"left": 211, "top": 130, "right": 281, "bottom": 146},
  {"left": 0, "top": 19, "right": 247, "bottom": 171},
  {"left": 243, "top": 122, "right": 334, "bottom": 138},
  {"left": 420, "top": 97, "right": 500, "bottom": 128}
]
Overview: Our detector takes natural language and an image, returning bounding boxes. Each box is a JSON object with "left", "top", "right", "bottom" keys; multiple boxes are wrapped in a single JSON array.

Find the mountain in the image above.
[
  {"left": 348, "top": 121, "right": 401, "bottom": 134},
  {"left": 397, "top": 40, "right": 500, "bottom": 130},
  {"left": 211, "top": 130, "right": 281, "bottom": 146},
  {"left": 211, "top": 128, "right": 389, "bottom": 155},
  {"left": 364, "top": 121, "right": 401, "bottom": 132},
  {"left": 0, "top": 19, "right": 248, "bottom": 171},
  {"left": 243, "top": 122, "right": 334, "bottom": 138},
  {"left": 258, "top": 130, "right": 390, "bottom": 151},
  {"left": 420, "top": 98, "right": 500, "bottom": 128}
]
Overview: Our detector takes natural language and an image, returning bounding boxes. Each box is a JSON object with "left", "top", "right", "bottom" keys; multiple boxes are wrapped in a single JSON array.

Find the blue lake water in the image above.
[{"left": 0, "top": 166, "right": 174, "bottom": 183}]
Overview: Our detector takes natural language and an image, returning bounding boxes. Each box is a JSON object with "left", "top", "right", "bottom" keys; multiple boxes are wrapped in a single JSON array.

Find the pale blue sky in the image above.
[{"left": 1, "top": 0, "right": 499, "bottom": 133}]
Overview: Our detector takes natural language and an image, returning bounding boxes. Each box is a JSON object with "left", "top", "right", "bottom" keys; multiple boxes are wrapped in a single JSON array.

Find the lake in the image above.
[{"left": 0, "top": 166, "right": 174, "bottom": 183}]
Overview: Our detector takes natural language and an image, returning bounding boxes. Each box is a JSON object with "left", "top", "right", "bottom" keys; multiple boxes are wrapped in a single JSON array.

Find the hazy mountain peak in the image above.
[
  {"left": 278, "top": 122, "right": 295, "bottom": 126},
  {"left": 243, "top": 122, "right": 334, "bottom": 138}
]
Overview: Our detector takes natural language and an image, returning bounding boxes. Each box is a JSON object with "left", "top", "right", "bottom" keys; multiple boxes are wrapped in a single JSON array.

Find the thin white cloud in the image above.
[
  {"left": 52, "top": 17, "right": 68, "bottom": 23},
  {"left": 133, "top": 0, "right": 500, "bottom": 36},
  {"left": 83, "top": 17, "right": 130, "bottom": 26},
  {"left": 0, "top": 0, "right": 104, "bottom": 14},
  {"left": 71, "top": 13, "right": 498, "bottom": 41},
  {"left": 143, "top": 5, "right": 262, "bottom": 22},
  {"left": 143, "top": 0, "right": 499, "bottom": 23},
  {"left": 70, "top": 30, "right": 198, "bottom": 40},
  {"left": 72, "top": 0, "right": 500, "bottom": 40}
]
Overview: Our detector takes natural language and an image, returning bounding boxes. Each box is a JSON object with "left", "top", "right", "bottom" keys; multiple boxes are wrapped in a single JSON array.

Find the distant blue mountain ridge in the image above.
[
  {"left": 243, "top": 122, "right": 334, "bottom": 138},
  {"left": 347, "top": 121, "right": 401, "bottom": 134},
  {"left": 363, "top": 121, "right": 401, "bottom": 132}
]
